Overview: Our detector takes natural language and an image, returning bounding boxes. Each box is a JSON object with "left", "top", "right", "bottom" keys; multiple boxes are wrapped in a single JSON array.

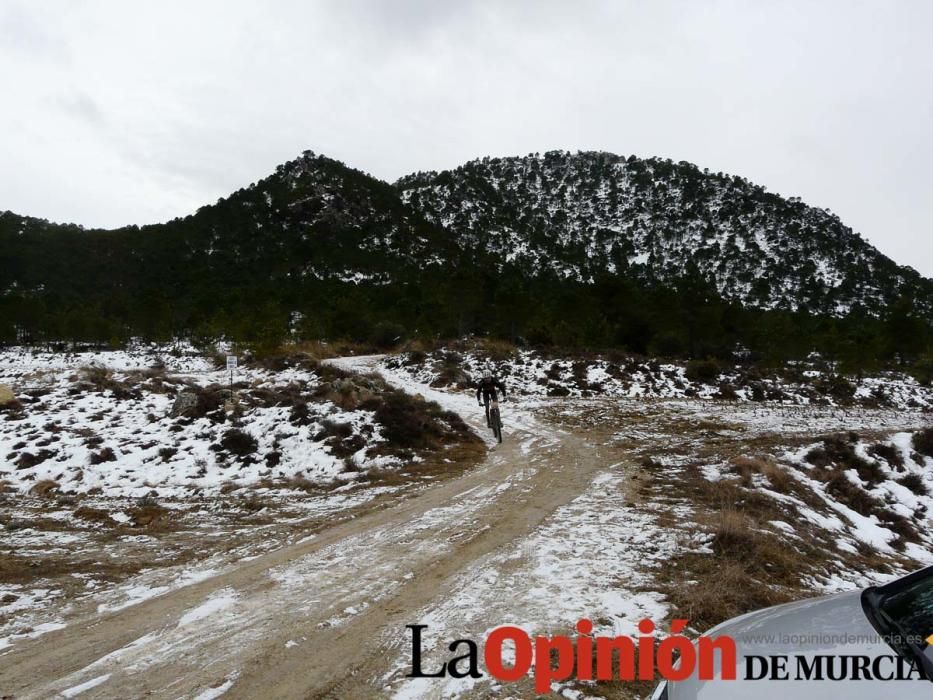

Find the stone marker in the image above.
[{"left": 170, "top": 391, "right": 198, "bottom": 418}]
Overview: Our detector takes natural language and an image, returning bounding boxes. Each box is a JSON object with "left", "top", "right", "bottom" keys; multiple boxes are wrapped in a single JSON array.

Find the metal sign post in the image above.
[{"left": 226, "top": 355, "right": 237, "bottom": 406}]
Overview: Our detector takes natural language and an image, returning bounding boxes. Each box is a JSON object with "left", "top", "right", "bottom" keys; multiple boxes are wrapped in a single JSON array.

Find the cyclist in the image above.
[{"left": 476, "top": 369, "right": 507, "bottom": 427}]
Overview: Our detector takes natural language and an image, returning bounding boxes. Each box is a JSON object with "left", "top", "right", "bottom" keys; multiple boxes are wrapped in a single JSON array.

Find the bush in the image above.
[
  {"left": 29, "top": 480, "right": 60, "bottom": 498},
  {"left": 217, "top": 428, "right": 257, "bottom": 457},
  {"left": 869, "top": 442, "right": 904, "bottom": 470},
  {"left": 813, "top": 375, "right": 856, "bottom": 403},
  {"left": 370, "top": 321, "right": 406, "bottom": 350},
  {"left": 130, "top": 503, "right": 168, "bottom": 527},
  {"left": 89, "top": 447, "right": 116, "bottom": 465},
  {"left": 685, "top": 358, "right": 721, "bottom": 384},
  {"left": 482, "top": 339, "right": 518, "bottom": 362},
  {"left": 16, "top": 450, "right": 56, "bottom": 470},
  {"left": 74, "top": 506, "right": 116, "bottom": 526},
  {"left": 825, "top": 473, "right": 882, "bottom": 517},
  {"left": 364, "top": 390, "right": 472, "bottom": 451},
  {"left": 897, "top": 473, "right": 928, "bottom": 496},
  {"left": 877, "top": 509, "right": 920, "bottom": 546},
  {"left": 910, "top": 355, "right": 933, "bottom": 386}
]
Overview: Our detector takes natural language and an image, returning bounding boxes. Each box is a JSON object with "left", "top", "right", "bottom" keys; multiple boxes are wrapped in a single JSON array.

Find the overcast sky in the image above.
[{"left": 1, "top": 0, "right": 931, "bottom": 275}]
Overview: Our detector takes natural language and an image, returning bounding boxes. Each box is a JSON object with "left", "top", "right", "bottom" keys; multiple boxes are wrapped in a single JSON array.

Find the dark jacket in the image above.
[{"left": 476, "top": 376, "right": 506, "bottom": 403}]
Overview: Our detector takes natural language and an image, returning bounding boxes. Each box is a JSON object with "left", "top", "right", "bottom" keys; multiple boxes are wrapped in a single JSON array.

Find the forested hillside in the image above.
[
  {"left": 1, "top": 150, "right": 931, "bottom": 375},
  {"left": 399, "top": 151, "right": 931, "bottom": 316}
]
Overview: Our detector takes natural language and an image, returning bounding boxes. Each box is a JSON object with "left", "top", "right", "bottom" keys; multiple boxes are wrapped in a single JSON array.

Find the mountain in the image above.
[
  {"left": 1, "top": 149, "right": 931, "bottom": 363},
  {"left": 397, "top": 151, "right": 932, "bottom": 316},
  {"left": 0, "top": 152, "right": 458, "bottom": 342}
]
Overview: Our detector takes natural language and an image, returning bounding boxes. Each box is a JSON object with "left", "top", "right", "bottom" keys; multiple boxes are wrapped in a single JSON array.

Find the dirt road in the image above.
[{"left": 0, "top": 357, "right": 624, "bottom": 699}]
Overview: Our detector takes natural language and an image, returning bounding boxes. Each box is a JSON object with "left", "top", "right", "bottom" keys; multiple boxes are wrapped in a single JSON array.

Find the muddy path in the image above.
[{"left": 0, "top": 359, "right": 624, "bottom": 699}]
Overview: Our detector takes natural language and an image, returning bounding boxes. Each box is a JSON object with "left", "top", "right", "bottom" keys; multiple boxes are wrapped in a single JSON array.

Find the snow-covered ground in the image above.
[
  {"left": 386, "top": 347, "right": 933, "bottom": 408},
  {"left": 0, "top": 346, "right": 455, "bottom": 498},
  {"left": 1, "top": 347, "right": 931, "bottom": 699}
]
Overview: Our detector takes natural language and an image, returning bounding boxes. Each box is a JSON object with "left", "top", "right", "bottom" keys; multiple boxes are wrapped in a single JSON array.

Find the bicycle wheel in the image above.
[{"left": 491, "top": 408, "right": 502, "bottom": 443}]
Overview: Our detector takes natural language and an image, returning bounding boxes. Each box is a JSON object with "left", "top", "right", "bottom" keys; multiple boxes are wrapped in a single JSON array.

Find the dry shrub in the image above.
[
  {"left": 730, "top": 456, "right": 765, "bottom": 487},
  {"left": 876, "top": 509, "right": 920, "bottom": 548},
  {"left": 363, "top": 390, "right": 476, "bottom": 452},
  {"left": 238, "top": 496, "right": 267, "bottom": 513},
  {"left": 716, "top": 383, "right": 739, "bottom": 400},
  {"left": 89, "top": 447, "right": 116, "bottom": 465},
  {"left": 77, "top": 366, "right": 141, "bottom": 400},
  {"left": 685, "top": 358, "right": 721, "bottom": 384},
  {"left": 130, "top": 503, "right": 168, "bottom": 527},
  {"left": 0, "top": 398, "right": 24, "bottom": 415},
  {"left": 869, "top": 442, "right": 904, "bottom": 470},
  {"left": 29, "top": 480, "right": 60, "bottom": 498},
  {"left": 663, "top": 559, "right": 796, "bottom": 633},
  {"left": 709, "top": 507, "right": 756, "bottom": 552},
  {"left": 897, "top": 473, "right": 929, "bottom": 496},
  {"left": 312, "top": 420, "right": 364, "bottom": 458},
  {"left": 16, "top": 449, "right": 56, "bottom": 469},
  {"left": 482, "top": 339, "right": 518, "bottom": 362},
  {"left": 761, "top": 462, "right": 793, "bottom": 493},
  {"left": 806, "top": 434, "right": 884, "bottom": 486},
  {"left": 74, "top": 506, "right": 116, "bottom": 527},
  {"left": 215, "top": 428, "right": 257, "bottom": 458},
  {"left": 825, "top": 473, "right": 883, "bottom": 517}
]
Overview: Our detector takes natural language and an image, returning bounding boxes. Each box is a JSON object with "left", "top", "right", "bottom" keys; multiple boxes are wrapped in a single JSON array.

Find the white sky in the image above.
[{"left": 1, "top": 0, "right": 931, "bottom": 276}]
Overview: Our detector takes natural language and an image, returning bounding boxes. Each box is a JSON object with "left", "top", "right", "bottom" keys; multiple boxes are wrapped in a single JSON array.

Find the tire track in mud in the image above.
[{"left": 0, "top": 361, "right": 620, "bottom": 700}]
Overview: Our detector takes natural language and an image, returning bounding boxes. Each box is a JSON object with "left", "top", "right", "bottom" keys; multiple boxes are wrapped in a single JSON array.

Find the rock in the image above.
[
  {"left": 0, "top": 384, "right": 14, "bottom": 405},
  {"left": 169, "top": 391, "right": 198, "bottom": 418}
]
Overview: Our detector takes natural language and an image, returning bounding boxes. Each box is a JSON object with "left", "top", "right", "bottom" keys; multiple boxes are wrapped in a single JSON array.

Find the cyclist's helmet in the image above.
[{"left": 482, "top": 370, "right": 492, "bottom": 379}]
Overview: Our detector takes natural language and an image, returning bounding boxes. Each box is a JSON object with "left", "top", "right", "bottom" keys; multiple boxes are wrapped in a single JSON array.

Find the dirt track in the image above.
[{"left": 0, "top": 359, "right": 621, "bottom": 699}]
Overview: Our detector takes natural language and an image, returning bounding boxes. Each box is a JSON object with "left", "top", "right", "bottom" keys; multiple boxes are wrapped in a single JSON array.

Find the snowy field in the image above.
[
  {"left": 0, "top": 346, "right": 930, "bottom": 699},
  {"left": 386, "top": 347, "right": 933, "bottom": 408},
  {"left": 0, "top": 345, "right": 466, "bottom": 498}
]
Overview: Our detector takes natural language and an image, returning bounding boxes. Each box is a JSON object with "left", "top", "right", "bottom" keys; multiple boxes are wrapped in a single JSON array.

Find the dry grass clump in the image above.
[
  {"left": 363, "top": 390, "right": 478, "bottom": 454},
  {"left": 806, "top": 433, "right": 885, "bottom": 486},
  {"left": 73, "top": 366, "right": 142, "bottom": 401},
  {"left": 29, "top": 479, "right": 60, "bottom": 498},
  {"left": 129, "top": 502, "right": 169, "bottom": 527},
  {"left": 760, "top": 461, "right": 793, "bottom": 492},
  {"left": 897, "top": 472, "right": 929, "bottom": 496},
  {"left": 730, "top": 456, "right": 765, "bottom": 487},
  {"left": 312, "top": 420, "right": 364, "bottom": 459},
  {"left": 213, "top": 428, "right": 258, "bottom": 459},
  {"left": 729, "top": 455, "right": 793, "bottom": 492},
  {"left": 16, "top": 449, "right": 56, "bottom": 469},
  {"left": 657, "top": 472, "right": 822, "bottom": 631},
  {"left": 74, "top": 506, "right": 116, "bottom": 527},
  {"left": 88, "top": 447, "right": 116, "bottom": 465},
  {"left": 869, "top": 442, "right": 904, "bottom": 470},
  {"left": 662, "top": 558, "right": 798, "bottom": 633},
  {"left": 824, "top": 472, "right": 883, "bottom": 517}
]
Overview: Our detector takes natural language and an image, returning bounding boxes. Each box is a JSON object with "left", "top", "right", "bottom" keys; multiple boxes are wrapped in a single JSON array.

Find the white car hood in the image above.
[{"left": 667, "top": 590, "right": 929, "bottom": 699}]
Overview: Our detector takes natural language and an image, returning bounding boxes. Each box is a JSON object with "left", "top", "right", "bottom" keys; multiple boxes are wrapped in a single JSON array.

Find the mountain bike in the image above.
[{"left": 481, "top": 398, "right": 504, "bottom": 443}]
